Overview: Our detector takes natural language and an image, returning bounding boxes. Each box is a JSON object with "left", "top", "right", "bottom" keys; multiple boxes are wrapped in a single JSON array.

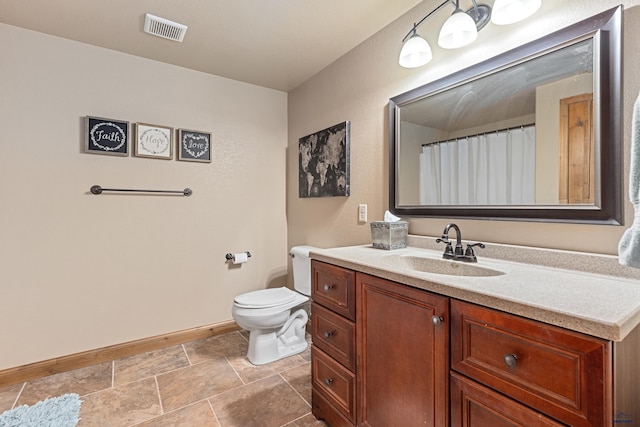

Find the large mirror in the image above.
[{"left": 389, "top": 6, "right": 622, "bottom": 224}]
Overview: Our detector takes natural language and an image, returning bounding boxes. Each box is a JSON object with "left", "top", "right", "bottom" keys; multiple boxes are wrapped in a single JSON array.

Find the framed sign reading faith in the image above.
[
  {"left": 85, "top": 116, "right": 129, "bottom": 156},
  {"left": 177, "top": 129, "right": 212, "bottom": 163},
  {"left": 134, "top": 123, "right": 173, "bottom": 160},
  {"left": 298, "top": 121, "right": 350, "bottom": 198}
]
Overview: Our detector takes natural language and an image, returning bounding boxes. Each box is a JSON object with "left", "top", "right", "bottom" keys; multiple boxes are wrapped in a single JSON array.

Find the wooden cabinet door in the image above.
[{"left": 357, "top": 273, "right": 449, "bottom": 427}]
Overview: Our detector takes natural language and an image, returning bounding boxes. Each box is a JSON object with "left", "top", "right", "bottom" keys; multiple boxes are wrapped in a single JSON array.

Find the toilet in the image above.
[{"left": 231, "top": 246, "right": 316, "bottom": 365}]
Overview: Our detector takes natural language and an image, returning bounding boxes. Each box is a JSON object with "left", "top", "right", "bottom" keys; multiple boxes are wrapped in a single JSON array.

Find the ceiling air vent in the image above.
[{"left": 144, "top": 13, "right": 188, "bottom": 42}]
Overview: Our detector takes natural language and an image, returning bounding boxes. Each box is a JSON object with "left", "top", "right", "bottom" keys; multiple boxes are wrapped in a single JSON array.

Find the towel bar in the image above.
[{"left": 90, "top": 185, "right": 192, "bottom": 196}]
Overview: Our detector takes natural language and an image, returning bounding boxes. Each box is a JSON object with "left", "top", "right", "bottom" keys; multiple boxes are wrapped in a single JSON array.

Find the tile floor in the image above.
[{"left": 0, "top": 331, "right": 329, "bottom": 427}]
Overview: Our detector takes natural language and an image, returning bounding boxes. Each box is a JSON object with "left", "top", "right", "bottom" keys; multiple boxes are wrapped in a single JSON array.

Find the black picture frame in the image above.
[
  {"left": 177, "top": 129, "right": 212, "bottom": 163},
  {"left": 85, "top": 116, "right": 129, "bottom": 156},
  {"left": 298, "top": 121, "right": 350, "bottom": 198}
]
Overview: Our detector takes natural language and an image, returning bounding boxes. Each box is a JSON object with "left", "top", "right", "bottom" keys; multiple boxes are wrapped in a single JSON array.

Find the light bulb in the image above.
[
  {"left": 438, "top": 11, "right": 478, "bottom": 49},
  {"left": 399, "top": 33, "right": 433, "bottom": 68},
  {"left": 491, "top": 0, "right": 542, "bottom": 25}
]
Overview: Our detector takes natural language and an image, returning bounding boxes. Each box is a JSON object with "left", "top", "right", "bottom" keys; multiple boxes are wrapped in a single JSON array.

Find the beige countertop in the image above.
[{"left": 310, "top": 244, "right": 640, "bottom": 342}]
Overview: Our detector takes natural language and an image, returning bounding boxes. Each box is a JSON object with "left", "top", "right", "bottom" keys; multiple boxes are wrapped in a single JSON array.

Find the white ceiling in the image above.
[
  {"left": 401, "top": 37, "right": 594, "bottom": 132},
  {"left": 0, "top": 0, "right": 424, "bottom": 91}
]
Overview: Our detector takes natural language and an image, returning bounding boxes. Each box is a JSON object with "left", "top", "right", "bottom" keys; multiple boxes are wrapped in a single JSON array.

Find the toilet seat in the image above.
[
  {"left": 234, "top": 287, "right": 298, "bottom": 309},
  {"left": 232, "top": 287, "right": 308, "bottom": 318}
]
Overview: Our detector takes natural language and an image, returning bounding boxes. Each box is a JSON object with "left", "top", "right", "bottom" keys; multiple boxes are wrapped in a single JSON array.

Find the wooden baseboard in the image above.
[{"left": 0, "top": 320, "right": 239, "bottom": 387}]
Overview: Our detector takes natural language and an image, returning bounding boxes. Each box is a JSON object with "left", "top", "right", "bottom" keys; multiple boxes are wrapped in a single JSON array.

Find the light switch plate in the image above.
[{"left": 358, "top": 204, "right": 367, "bottom": 223}]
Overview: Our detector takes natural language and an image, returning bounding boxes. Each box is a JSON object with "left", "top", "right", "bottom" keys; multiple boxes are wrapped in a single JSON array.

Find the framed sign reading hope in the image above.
[{"left": 134, "top": 123, "right": 173, "bottom": 160}]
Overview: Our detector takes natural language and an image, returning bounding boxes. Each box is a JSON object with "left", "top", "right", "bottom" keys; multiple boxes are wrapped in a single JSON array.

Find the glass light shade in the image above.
[
  {"left": 399, "top": 34, "right": 433, "bottom": 68},
  {"left": 438, "top": 11, "right": 478, "bottom": 49},
  {"left": 491, "top": 0, "right": 542, "bottom": 25}
]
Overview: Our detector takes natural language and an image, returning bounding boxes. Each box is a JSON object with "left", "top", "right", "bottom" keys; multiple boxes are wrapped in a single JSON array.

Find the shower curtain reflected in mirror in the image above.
[{"left": 420, "top": 125, "right": 536, "bottom": 205}]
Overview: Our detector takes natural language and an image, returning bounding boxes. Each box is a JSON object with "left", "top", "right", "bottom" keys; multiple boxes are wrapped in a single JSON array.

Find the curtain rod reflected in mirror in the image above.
[{"left": 389, "top": 6, "right": 622, "bottom": 224}]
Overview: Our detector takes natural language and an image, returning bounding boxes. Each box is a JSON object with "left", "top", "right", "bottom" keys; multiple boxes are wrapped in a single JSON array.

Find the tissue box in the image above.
[{"left": 370, "top": 221, "right": 408, "bottom": 250}]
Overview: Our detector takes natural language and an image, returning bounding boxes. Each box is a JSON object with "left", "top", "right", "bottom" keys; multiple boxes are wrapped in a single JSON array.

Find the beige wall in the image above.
[
  {"left": 3, "top": 0, "right": 640, "bottom": 372},
  {"left": 0, "top": 24, "right": 288, "bottom": 370},
  {"left": 288, "top": 0, "right": 640, "bottom": 255}
]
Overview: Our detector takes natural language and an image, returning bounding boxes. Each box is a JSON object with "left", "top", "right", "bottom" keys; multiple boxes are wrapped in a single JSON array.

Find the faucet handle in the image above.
[
  {"left": 466, "top": 242, "right": 485, "bottom": 250},
  {"left": 436, "top": 237, "right": 455, "bottom": 258},
  {"left": 464, "top": 242, "right": 485, "bottom": 262}
]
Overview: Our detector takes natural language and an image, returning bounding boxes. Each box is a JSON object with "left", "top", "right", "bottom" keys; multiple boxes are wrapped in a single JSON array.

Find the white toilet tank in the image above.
[{"left": 290, "top": 246, "right": 318, "bottom": 296}]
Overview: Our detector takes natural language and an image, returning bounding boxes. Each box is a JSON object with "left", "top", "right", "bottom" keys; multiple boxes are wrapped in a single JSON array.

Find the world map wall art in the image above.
[{"left": 298, "top": 121, "right": 350, "bottom": 198}]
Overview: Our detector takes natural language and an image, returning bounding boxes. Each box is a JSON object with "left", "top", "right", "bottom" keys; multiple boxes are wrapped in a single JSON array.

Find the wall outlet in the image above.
[{"left": 358, "top": 204, "right": 367, "bottom": 223}]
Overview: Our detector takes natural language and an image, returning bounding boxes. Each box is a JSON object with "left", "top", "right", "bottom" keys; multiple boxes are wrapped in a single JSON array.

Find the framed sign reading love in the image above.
[{"left": 177, "top": 129, "right": 212, "bottom": 163}]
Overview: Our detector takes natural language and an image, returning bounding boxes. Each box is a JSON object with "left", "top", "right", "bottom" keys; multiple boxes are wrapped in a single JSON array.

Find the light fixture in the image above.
[
  {"left": 491, "top": 0, "right": 542, "bottom": 25},
  {"left": 399, "top": 26, "right": 433, "bottom": 68},
  {"left": 438, "top": 3, "right": 478, "bottom": 49},
  {"left": 398, "top": 0, "right": 541, "bottom": 68}
]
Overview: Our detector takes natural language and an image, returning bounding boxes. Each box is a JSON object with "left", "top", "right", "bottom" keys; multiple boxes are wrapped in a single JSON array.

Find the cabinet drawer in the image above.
[
  {"left": 312, "top": 389, "right": 355, "bottom": 427},
  {"left": 451, "top": 372, "right": 564, "bottom": 426},
  {"left": 312, "top": 303, "right": 356, "bottom": 370},
  {"left": 312, "top": 346, "right": 356, "bottom": 424},
  {"left": 312, "top": 261, "right": 356, "bottom": 320},
  {"left": 451, "top": 300, "right": 610, "bottom": 427}
]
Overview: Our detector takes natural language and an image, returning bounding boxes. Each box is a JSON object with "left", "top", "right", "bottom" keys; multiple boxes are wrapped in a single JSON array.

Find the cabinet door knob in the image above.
[
  {"left": 503, "top": 354, "right": 518, "bottom": 368},
  {"left": 431, "top": 316, "right": 444, "bottom": 326},
  {"left": 324, "top": 284, "right": 335, "bottom": 292},
  {"left": 324, "top": 378, "right": 334, "bottom": 386},
  {"left": 324, "top": 330, "right": 335, "bottom": 339}
]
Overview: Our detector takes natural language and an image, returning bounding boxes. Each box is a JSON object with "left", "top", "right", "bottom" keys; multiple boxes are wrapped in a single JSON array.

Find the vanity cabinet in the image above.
[
  {"left": 311, "top": 259, "right": 638, "bottom": 427},
  {"left": 450, "top": 300, "right": 610, "bottom": 427},
  {"left": 357, "top": 272, "right": 449, "bottom": 427}
]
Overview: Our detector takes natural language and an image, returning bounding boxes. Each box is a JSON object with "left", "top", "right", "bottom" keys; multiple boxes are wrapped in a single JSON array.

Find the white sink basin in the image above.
[{"left": 380, "top": 254, "right": 505, "bottom": 277}]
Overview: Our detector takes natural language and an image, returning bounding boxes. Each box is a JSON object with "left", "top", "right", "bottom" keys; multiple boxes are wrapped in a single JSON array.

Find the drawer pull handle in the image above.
[
  {"left": 324, "top": 378, "right": 334, "bottom": 386},
  {"left": 324, "top": 330, "right": 335, "bottom": 338},
  {"left": 431, "top": 316, "right": 444, "bottom": 326},
  {"left": 324, "top": 284, "right": 335, "bottom": 292},
  {"left": 503, "top": 354, "right": 518, "bottom": 368}
]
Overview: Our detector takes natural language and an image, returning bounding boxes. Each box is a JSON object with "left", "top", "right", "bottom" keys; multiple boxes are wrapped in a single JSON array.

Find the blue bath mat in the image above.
[{"left": 0, "top": 393, "right": 81, "bottom": 427}]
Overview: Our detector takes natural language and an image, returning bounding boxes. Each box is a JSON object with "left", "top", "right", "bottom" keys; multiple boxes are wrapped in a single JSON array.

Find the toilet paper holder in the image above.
[{"left": 225, "top": 251, "right": 252, "bottom": 261}]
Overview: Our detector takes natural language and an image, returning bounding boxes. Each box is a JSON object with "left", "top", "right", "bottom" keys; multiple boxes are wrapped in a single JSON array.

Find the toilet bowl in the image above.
[{"left": 231, "top": 246, "right": 316, "bottom": 365}]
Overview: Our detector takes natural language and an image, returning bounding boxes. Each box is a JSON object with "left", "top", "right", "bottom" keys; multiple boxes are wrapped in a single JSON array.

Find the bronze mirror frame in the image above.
[{"left": 389, "top": 6, "right": 622, "bottom": 224}]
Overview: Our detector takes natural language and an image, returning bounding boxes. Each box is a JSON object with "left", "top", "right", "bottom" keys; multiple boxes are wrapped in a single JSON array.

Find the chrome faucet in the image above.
[{"left": 436, "top": 223, "right": 485, "bottom": 263}]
